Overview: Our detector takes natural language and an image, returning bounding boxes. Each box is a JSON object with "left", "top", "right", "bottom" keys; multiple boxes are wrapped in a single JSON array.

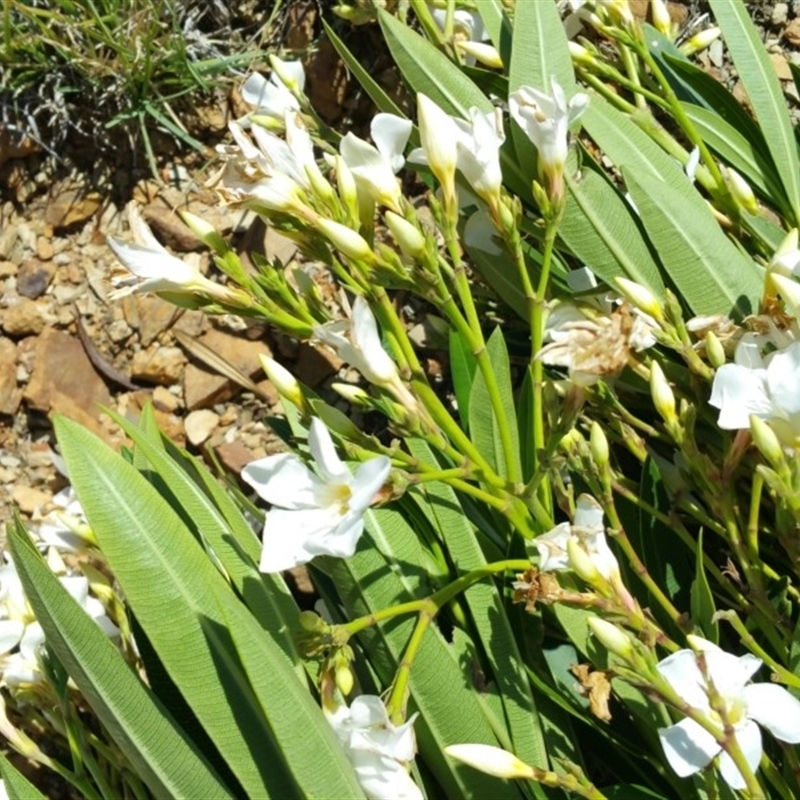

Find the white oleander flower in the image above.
[
  {"left": 709, "top": 336, "right": 800, "bottom": 442},
  {"left": 657, "top": 637, "right": 800, "bottom": 789},
  {"left": 314, "top": 296, "right": 400, "bottom": 387},
  {"left": 339, "top": 114, "right": 412, "bottom": 213},
  {"left": 107, "top": 207, "right": 235, "bottom": 303},
  {"left": 509, "top": 78, "right": 588, "bottom": 176},
  {"left": 242, "top": 418, "right": 390, "bottom": 573},
  {"left": 240, "top": 59, "right": 305, "bottom": 119},
  {"left": 326, "top": 695, "right": 422, "bottom": 800},
  {"left": 534, "top": 494, "right": 619, "bottom": 579}
]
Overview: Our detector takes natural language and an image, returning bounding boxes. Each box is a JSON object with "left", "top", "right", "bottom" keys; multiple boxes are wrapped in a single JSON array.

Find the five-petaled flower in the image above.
[
  {"left": 240, "top": 58, "right": 305, "bottom": 120},
  {"left": 107, "top": 206, "right": 241, "bottom": 305},
  {"left": 534, "top": 494, "right": 619, "bottom": 580},
  {"left": 325, "top": 695, "right": 422, "bottom": 800},
  {"left": 709, "top": 335, "right": 800, "bottom": 443},
  {"left": 242, "top": 418, "right": 390, "bottom": 573},
  {"left": 509, "top": 77, "right": 588, "bottom": 202},
  {"left": 656, "top": 636, "right": 800, "bottom": 789}
]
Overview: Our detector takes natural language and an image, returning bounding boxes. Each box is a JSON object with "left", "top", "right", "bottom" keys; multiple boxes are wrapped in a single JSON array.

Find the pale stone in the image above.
[{"left": 184, "top": 409, "right": 220, "bottom": 446}]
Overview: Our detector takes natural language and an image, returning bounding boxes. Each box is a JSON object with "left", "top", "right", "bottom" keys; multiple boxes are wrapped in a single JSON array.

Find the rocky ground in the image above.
[{"left": 1, "top": 0, "right": 799, "bottom": 544}]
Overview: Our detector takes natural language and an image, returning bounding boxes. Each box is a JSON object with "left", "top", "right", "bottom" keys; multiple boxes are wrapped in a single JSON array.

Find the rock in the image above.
[
  {"left": 785, "top": 18, "right": 800, "bottom": 47},
  {"left": 0, "top": 338, "right": 21, "bottom": 415},
  {"left": 127, "top": 294, "right": 180, "bottom": 346},
  {"left": 0, "top": 297, "right": 54, "bottom": 337},
  {"left": 184, "top": 409, "right": 219, "bottom": 446},
  {"left": 152, "top": 385, "right": 180, "bottom": 413},
  {"left": 131, "top": 345, "right": 186, "bottom": 384},
  {"left": 17, "top": 259, "right": 56, "bottom": 299},
  {"left": 36, "top": 237, "right": 54, "bottom": 261},
  {"left": 0, "top": 261, "right": 16, "bottom": 278},
  {"left": 44, "top": 188, "right": 102, "bottom": 231},
  {"left": 182, "top": 328, "right": 270, "bottom": 410},
  {"left": 772, "top": 3, "right": 789, "bottom": 26},
  {"left": 143, "top": 200, "right": 202, "bottom": 252},
  {"left": 770, "top": 52, "right": 793, "bottom": 81},
  {"left": 24, "top": 328, "right": 112, "bottom": 428},
  {"left": 215, "top": 439, "right": 258, "bottom": 474},
  {"left": 294, "top": 343, "right": 340, "bottom": 388},
  {"left": 11, "top": 485, "right": 51, "bottom": 515}
]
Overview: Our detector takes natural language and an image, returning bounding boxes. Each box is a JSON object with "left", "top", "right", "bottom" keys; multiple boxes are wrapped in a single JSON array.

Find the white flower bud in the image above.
[
  {"left": 588, "top": 617, "right": 634, "bottom": 659},
  {"left": 385, "top": 211, "right": 427, "bottom": 258},
  {"left": 650, "top": 361, "right": 676, "bottom": 424},
  {"left": 316, "top": 219, "right": 375, "bottom": 262},
  {"left": 615, "top": 277, "right": 664, "bottom": 322},
  {"left": 445, "top": 744, "right": 534, "bottom": 780}
]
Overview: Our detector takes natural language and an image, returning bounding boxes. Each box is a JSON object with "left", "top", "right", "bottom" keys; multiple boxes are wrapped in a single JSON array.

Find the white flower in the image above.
[
  {"left": 656, "top": 637, "right": 800, "bottom": 789},
  {"left": 326, "top": 695, "right": 422, "bottom": 800},
  {"left": 213, "top": 121, "right": 312, "bottom": 215},
  {"left": 35, "top": 486, "right": 90, "bottom": 552},
  {"left": 410, "top": 96, "right": 505, "bottom": 209},
  {"left": 107, "top": 206, "right": 234, "bottom": 302},
  {"left": 339, "top": 114, "right": 412, "bottom": 212},
  {"left": 314, "top": 296, "right": 400, "bottom": 387},
  {"left": 241, "top": 418, "right": 390, "bottom": 573},
  {"left": 769, "top": 229, "right": 800, "bottom": 276},
  {"left": 709, "top": 336, "right": 800, "bottom": 440},
  {"left": 509, "top": 77, "right": 588, "bottom": 177},
  {"left": 534, "top": 494, "right": 619, "bottom": 579},
  {"left": 240, "top": 59, "right": 305, "bottom": 119}
]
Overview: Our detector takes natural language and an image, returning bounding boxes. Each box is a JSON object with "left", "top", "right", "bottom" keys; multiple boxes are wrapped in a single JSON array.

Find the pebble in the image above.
[
  {"left": 184, "top": 409, "right": 220, "bottom": 446},
  {"left": 772, "top": 2, "right": 789, "bottom": 26}
]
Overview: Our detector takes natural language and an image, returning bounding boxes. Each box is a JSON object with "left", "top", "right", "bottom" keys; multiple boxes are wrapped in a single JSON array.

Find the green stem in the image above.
[{"left": 381, "top": 559, "right": 532, "bottom": 722}]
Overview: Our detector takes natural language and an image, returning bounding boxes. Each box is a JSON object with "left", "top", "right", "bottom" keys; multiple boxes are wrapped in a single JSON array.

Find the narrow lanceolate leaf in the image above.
[
  {"left": 710, "top": 0, "right": 800, "bottom": 224},
  {"left": 690, "top": 529, "right": 719, "bottom": 643},
  {"left": 8, "top": 518, "right": 234, "bottom": 800},
  {"left": 561, "top": 166, "right": 664, "bottom": 297},
  {"left": 407, "top": 440, "right": 547, "bottom": 772},
  {"left": 0, "top": 750, "right": 47, "bottom": 800},
  {"left": 53, "top": 416, "right": 362, "bottom": 800},
  {"left": 377, "top": 8, "right": 492, "bottom": 117},
  {"left": 508, "top": 0, "right": 575, "bottom": 96},
  {"left": 623, "top": 169, "right": 763, "bottom": 317}
]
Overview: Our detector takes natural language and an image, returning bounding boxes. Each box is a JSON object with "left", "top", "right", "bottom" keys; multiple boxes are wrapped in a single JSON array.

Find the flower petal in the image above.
[
  {"left": 658, "top": 718, "right": 719, "bottom": 777},
  {"left": 0, "top": 620, "right": 24, "bottom": 655},
  {"left": 370, "top": 114, "right": 412, "bottom": 174},
  {"left": 306, "top": 513, "right": 366, "bottom": 560},
  {"left": 745, "top": 683, "right": 800, "bottom": 743},
  {"left": 308, "top": 418, "right": 349, "bottom": 482},
  {"left": 242, "top": 453, "right": 322, "bottom": 509},
  {"left": 656, "top": 649, "right": 710, "bottom": 712},
  {"left": 534, "top": 522, "right": 572, "bottom": 571},
  {"left": 352, "top": 297, "right": 398, "bottom": 385},
  {"left": 349, "top": 751, "right": 422, "bottom": 800},
  {"left": 574, "top": 494, "right": 604, "bottom": 531},
  {"left": 718, "top": 718, "right": 761, "bottom": 790},
  {"left": 709, "top": 364, "right": 772, "bottom": 429},
  {"left": 349, "top": 457, "right": 391, "bottom": 511},
  {"left": 259, "top": 507, "right": 341, "bottom": 572},
  {"left": 766, "top": 341, "right": 800, "bottom": 416}
]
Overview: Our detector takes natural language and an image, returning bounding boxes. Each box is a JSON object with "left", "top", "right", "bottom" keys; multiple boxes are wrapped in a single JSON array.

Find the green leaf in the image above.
[
  {"left": 623, "top": 168, "right": 763, "bottom": 317},
  {"left": 690, "top": 529, "right": 719, "bottom": 643},
  {"left": 710, "top": 0, "right": 800, "bottom": 223},
  {"left": 681, "top": 102, "right": 786, "bottom": 205},
  {"left": 322, "top": 20, "right": 405, "bottom": 118},
  {"left": 8, "top": 517, "right": 235, "bottom": 800},
  {"left": 407, "top": 440, "right": 547, "bottom": 771},
  {"left": 476, "top": 0, "right": 512, "bottom": 65},
  {"left": 0, "top": 751, "right": 47, "bottom": 800},
  {"left": 468, "top": 328, "right": 521, "bottom": 480},
  {"left": 448, "top": 328, "right": 477, "bottom": 429},
  {"left": 319, "top": 506, "right": 522, "bottom": 799},
  {"left": 508, "top": 0, "right": 574, "bottom": 96},
  {"left": 108, "top": 406, "right": 305, "bottom": 679},
  {"left": 378, "top": 8, "right": 492, "bottom": 117},
  {"left": 54, "top": 416, "right": 361, "bottom": 799},
  {"left": 561, "top": 164, "right": 664, "bottom": 297}
]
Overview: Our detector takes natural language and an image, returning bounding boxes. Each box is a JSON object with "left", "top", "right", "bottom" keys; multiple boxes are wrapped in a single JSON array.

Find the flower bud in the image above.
[
  {"left": 268, "top": 54, "right": 302, "bottom": 92},
  {"left": 298, "top": 610, "right": 327, "bottom": 632},
  {"left": 316, "top": 219, "right": 375, "bottom": 262},
  {"left": 749, "top": 415, "right": 785, "bottom": 469},
  {"left": 385, "top": 211, "right": 427, "bottom": 259},
  {"left": 651, "top": 0, "right": 672, "bottom": 36},
  {"left": 615, "top": 277, "right": 664, "bottom": 322},
  {"left": 567, "top": 537, "right": 602, "bottom": 584},
  {"left": 568, "top": 41, "right": 595, "bottom": 66},
  {"left": 331, "top": 382, "right": 370, "bottom": 405},
  {"left": 417, "top": 93, "right": 458, "bottom": 206},
  {"left": 770, "top": 272, "right": 800, "bottom": 320},
  {"left": 770, "top": 229, "right": 800, "bottom": 276},
  {"left": 704, "top": 331, "right": 726, "bottom": 369},
  {"left": 650, "top": 361, "right": 676, "bottom": 424},
  {"left": 724, "top": 167, "right": 758, "bottom": 214},
  {"left": 590, "top": 421, "right": 609, "bottom": 470},
  {"left": 179, "top": 211, "right": 229, "bottom": 257},
  {"left": 335, "top": 663, "right": 354, "bottom": 696},
  {"left": 456, "top": 40, "right": 503, "bottom": 69},
  {"left": 259, "top": 355, "right": 308, "bottom": 411},
  {"left": 588, "top": 616, "right": 634, "bottom": 659},
  {"left": 680, "top": 27, "right": 721, "bottom": 56},
  {"left": 445, "top": 744, "right": 534, "bottom": 780},
  {"left": 334, "top": 154, "right": 359, "bottom": 219}
]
